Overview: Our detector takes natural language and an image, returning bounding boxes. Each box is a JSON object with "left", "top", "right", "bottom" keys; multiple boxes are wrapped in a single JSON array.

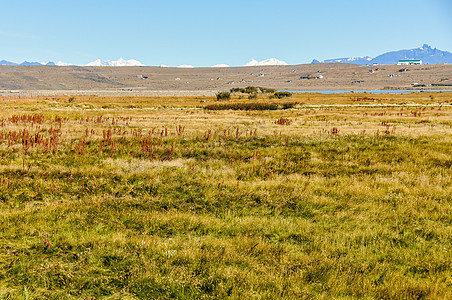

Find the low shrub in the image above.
[
  {"left": 275, "top": 117, "right": 293, "bottom": 125},
  {"left": 274, "top": 92, "right": 293, "bottom": 99},
  {"left": 432, "top": 83, "right": 452, "bottom": 87},
  {"left": 204, "top": 102, "right": 299, "bottom": 111},
  {"left": 230, "top": 86, "right": 276, "bottom": 95},
  {"left": 216, "top": 92, "right": 231, "bottom": 101}
]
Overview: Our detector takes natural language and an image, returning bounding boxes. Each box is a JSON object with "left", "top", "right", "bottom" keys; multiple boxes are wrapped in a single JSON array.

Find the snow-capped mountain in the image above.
[
  {"left": 211, "top": 64, "right": 230, "bottom": 68},
  {"left": 312, "top": 44, "right": 452, "bottom": 65},
  {"left": 177, "top": 64, "right": 194, "bottom": 68},
  {"left": 244, "top": 58, "right": 288, "bottom": 67},
  {"left": 85, "top": 58, "right": 145, "bottom": 67},
  {"left": 313, "top": 56, "right": 372, "bottom": 65},
  {"left": 56, "top": 61, "right": 74, "bottom": 66}
]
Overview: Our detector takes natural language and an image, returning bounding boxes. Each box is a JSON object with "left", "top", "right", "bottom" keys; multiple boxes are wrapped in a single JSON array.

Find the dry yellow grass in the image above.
[{"left": 0, "top": 92, "right": 450, "bottom": 299}]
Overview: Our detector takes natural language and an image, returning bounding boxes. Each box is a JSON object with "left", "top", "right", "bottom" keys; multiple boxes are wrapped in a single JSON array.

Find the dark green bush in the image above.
[
  {"left": 258, "top": 87, "right": 277, "bottom": 94},
  {"left": 230, "top": 86, "right": 276, "bottom": 95},
  {"left": 274, "top": 92, "right": 293, "bottom": 99},
  {"left": 230, "top": 88, "right": 245, "bottom": 93},
  {"left": 216, "top": 92, "right": 231, "bottom": 101}
]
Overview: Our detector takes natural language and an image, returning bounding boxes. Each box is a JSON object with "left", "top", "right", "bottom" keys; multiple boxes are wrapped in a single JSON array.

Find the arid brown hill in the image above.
[{"left": 0, "top": 63, "right": 451, "bottom": 91}]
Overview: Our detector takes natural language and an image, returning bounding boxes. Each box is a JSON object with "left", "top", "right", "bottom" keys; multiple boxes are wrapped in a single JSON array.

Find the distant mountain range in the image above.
[
  {"left": 0, "top": 57, "right": 289, "bottom": 68},
  {"left": 151, "top": 58, "right": 288, "bottom": 68},
  {"left": 0, "top": 60, "right": 56, "bottom": 66},
  {"left": 244, "top": 58, "right": 288, "bottom": 66},
  {"left": 85, "top": 58, "right": 145, "bottom": 67},
  {"left": 0, "top": 58, "right": 143, "bottom": 67},
  {"left": 312, "top": 44, "right": 452, "bottom": 65},
  {"left": 311, "top": 57, "right": 372, "bottom": 65},
  {"left": 2, "top": 45, "right": 450, "bottom": 67}
]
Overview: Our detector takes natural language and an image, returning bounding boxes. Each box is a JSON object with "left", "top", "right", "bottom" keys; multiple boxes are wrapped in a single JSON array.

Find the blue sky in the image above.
[{"left": 1, "top": 0, "right": 451, "bottom": 66}]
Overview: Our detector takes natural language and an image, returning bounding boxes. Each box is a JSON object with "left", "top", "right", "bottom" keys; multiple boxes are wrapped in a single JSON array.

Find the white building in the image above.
[{"left": 397, "top": 59, "right": 422, "bottom": 65}]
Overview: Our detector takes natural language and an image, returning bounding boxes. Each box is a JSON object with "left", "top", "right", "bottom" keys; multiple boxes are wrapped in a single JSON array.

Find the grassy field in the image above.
[{"left": 0, "top": 92, "right": 451, "bottom": 299}]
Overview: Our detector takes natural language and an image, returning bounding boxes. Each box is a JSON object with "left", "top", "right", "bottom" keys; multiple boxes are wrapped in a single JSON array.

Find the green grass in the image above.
[{"left": 0, "top": 95, "right": 451, "bottom": 299}]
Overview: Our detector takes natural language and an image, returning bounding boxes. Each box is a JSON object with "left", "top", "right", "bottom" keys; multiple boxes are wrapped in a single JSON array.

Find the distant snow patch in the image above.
[
  {"left": 244, "top": 58, "right": 288, "bottom": 66},
  {"left": 347, "top": 57, "right": 371, "bottom": 62},
  {"left": 244, "top": 59, "right": 259, "bottom": 66},
  {"left": 86, "top": 58, "right": 145, "bottom": 67},
  {"left": 159, "top": 64, "right": 169, "bottom": 68},
  {"left": 56, "top": 61, "right": 74, "bottom": 66},
  {"left": 177, "top": 64, "right": 194, "bottom": 68},
  {"left": 211, "top": 64, "right": 230, "bottom": 68}
]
